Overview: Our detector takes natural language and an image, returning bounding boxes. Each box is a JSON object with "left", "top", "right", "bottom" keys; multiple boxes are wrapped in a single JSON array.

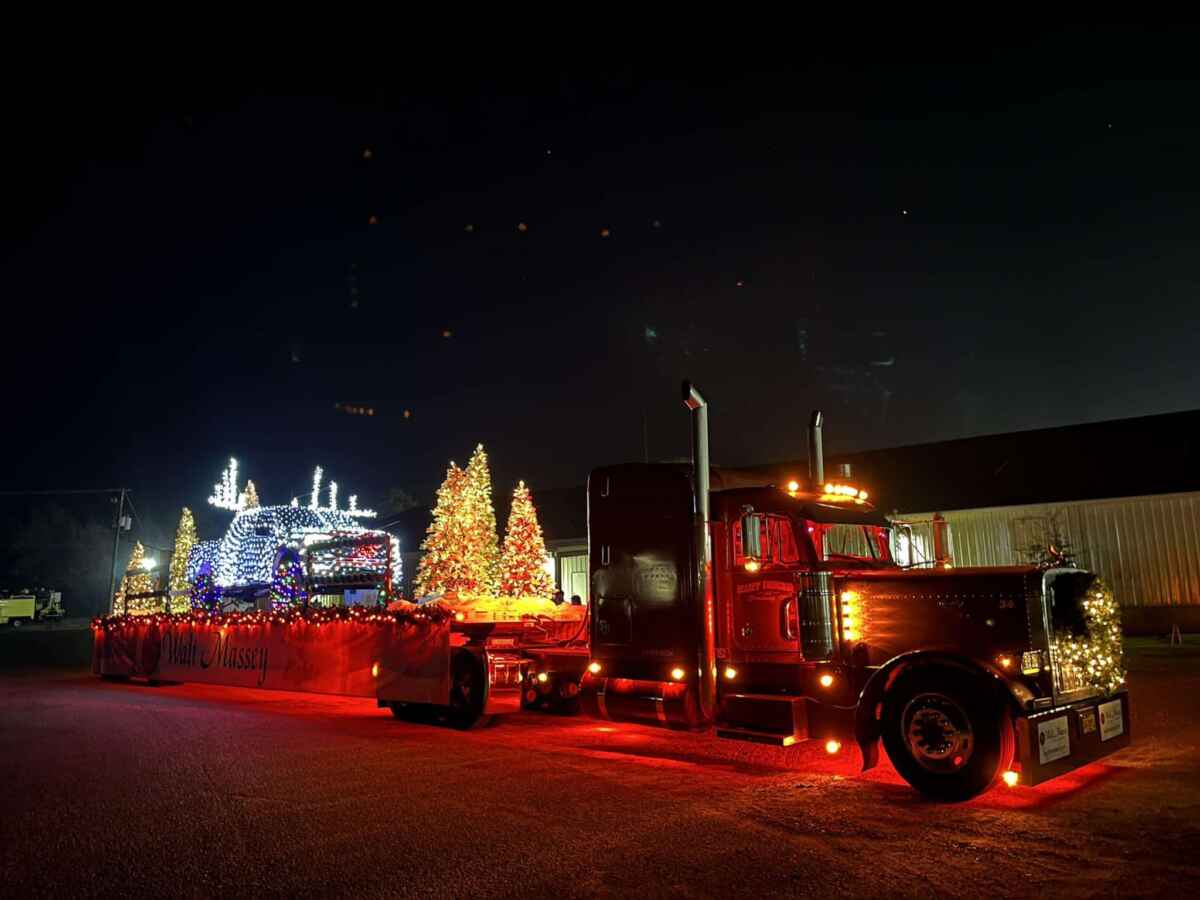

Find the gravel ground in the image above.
[{"left": 1, "top": 638, "right": 1197, "bottom": 898}]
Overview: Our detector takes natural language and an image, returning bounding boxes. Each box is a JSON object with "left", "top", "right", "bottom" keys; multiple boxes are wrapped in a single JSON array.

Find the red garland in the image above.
[{"left": 92, "top": 602, "right": 453, "bottom": 632}]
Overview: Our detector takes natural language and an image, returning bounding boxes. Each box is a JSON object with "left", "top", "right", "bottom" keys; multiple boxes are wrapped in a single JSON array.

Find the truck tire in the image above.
[
  {"left": 446, "top": 652, "right": 487, "bottom": 730},
  {"left": 881, "top": 669, "right": 1014, "bottom": 802}
]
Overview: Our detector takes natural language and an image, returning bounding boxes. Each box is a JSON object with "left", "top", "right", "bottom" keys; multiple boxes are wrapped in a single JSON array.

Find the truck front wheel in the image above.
[{"left": 881, "top": 669, "right": 1013, "bottom": 802}]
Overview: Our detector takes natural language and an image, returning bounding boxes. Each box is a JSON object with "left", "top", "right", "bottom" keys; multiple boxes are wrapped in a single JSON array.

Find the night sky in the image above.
[{"left": 6, "top": 30, "right": 1200, "bottom": 544}]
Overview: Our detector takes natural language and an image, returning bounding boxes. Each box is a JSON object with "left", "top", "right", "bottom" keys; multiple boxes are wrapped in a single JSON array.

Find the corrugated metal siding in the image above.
[
  {"left": 894, "top": 491, "right": 1200, "bottom": 609},
  {"left": 557, "top": 553, "right": 589, "bottom": 602}
]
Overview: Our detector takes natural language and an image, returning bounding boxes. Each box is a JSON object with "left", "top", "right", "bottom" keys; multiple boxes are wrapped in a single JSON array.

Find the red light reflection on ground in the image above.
[
  {"left": 91, "top": 679, "right": 1130, "bottom": 806},
  {"left": 970, "top": 762, "right": 1125, "bottom": 811}
]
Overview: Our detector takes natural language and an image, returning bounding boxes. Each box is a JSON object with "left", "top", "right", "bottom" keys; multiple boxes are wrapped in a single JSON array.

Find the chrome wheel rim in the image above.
[{"left": 902, "top": 692, "right": 973, "bottom": 774}]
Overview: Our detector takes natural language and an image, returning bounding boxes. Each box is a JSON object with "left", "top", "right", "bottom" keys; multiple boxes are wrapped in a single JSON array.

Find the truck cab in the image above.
[{"left": 580, "top": 382, "right": 1132, "bottom": 801}]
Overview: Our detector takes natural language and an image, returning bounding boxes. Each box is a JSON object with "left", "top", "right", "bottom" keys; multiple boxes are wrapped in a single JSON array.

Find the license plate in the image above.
[
  {"left": 1099, "top": 699, "right": 1124, "bottom": 741},
  {"left": 1079, "top": 708, "right": 1097, "bottom": 735}
]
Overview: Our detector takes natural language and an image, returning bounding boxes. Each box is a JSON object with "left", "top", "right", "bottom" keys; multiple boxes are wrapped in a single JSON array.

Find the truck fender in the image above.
[{"left": 853, "top": 650, "right": 1028, "bottom": 771}]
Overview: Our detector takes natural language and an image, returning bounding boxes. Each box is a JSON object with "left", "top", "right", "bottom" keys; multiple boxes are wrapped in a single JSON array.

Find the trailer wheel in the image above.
[
  {"left": 446, "top": 652, "right": 487, "bottom": 730},
  {"left": 881, "top": 669, "right": 1013, "bottom": 802}
]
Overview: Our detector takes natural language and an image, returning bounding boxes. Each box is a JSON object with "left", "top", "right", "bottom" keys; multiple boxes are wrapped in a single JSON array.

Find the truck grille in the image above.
[{"left": 1051, "top": 653, "right": 1086, "bottom": 693}]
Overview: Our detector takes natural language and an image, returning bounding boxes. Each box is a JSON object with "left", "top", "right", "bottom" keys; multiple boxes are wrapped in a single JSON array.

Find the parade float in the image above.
[{"left": 94, "top": 448, "right": 588, "bottom": 723}]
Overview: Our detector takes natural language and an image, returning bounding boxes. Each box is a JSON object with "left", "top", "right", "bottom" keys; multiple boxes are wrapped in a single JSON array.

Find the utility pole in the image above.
[{"left": 109, "top": 489, "right": 129, "bottom": 615}]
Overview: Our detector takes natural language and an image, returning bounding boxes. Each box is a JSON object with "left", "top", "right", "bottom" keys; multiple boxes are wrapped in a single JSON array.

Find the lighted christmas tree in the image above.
[
  {"left": 117, "top": 541, "right": 158, "bottom": 615},
  {"left": 1052, "top": 577, "right": 1125, "bottom": 694},
  {"left": 168, "top": 508, "right": 197, "bottom": 613},
  {"left": 500, "top": 481, "right": 554, "bottom": 598},
  {"left": 190, "top": 570, "right": 222, "bottom": 612},
  {"left": 462, "top": 444, "right": 501, "bottom": 595},
  {"left": 415, "top": 462, "right": 469, "bottom": 596},
  {"left": 269, "top": 554, "right": 308, "bottom": 611},
  {"left": 242, "top": 480, "right": 261, "bottom": 510}
]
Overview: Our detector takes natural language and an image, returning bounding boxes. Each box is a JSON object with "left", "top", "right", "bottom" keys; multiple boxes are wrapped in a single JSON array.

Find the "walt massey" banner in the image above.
[{"left": 93, "top": 616, "right": 451, "bottom": 703}]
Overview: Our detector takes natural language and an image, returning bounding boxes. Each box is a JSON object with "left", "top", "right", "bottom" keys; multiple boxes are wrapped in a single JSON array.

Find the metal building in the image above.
[{"left": 891, "top": 492, "right": 1200, "bottom": 633}]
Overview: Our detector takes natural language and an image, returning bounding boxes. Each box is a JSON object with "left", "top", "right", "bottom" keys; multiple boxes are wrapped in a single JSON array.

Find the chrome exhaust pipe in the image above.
[
  {"left": 681, "top": 381, "right": 716, "bottom": 724},
  {"left": 808, "top": 410, "right": 825, "bottom": 488}
]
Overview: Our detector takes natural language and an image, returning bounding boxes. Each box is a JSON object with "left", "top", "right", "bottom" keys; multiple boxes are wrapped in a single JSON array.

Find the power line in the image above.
[{"left": 0, "top": 488, "right": 128, "bottom": 496}]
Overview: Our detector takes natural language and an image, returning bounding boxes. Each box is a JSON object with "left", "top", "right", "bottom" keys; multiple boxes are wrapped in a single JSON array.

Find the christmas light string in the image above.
[{"left": 93, "top": 602, "right": 453, "bottom": 633}]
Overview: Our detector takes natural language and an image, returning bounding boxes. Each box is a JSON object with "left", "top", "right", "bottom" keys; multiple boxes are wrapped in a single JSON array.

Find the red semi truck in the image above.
[{"left": 94, "top": 381, "right": 1131, "bottom": 801}]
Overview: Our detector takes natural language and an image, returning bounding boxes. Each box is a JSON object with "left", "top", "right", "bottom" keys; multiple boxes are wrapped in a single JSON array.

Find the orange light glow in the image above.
[
  {"left": 670, "top": 667, "right": 686, "bottom": 681},
  {"left": 537, "top": 672, "right": 549, "bottom": 683},
  {"left": 840, "top": 590, "right": 859, "bottom": 604},
  {"left": 786, "top": 480, "right": 800, "bottom": 493},
  {"left": 825, "top": 740, "right": 842, "bottom": 754},
  {"left": 1002, "top": 770, "right": 1020, "bottom": 788},
  {"left": 588, "top": 661, "right": 602, "bottom": 674},
  {"left": 723, "top": 666, "right": 737, "bottom": 680},
  {"left": 857, "top": 489, "right": 869, "bottom": 500},
  {"left": 819, "top": 673, "right": 834, "bottom": 688},
  {"left": 454, "top": 611, "right": 465, "bottom": 622},
  {"left": 371, "top": 662, "right": 380, "bottom": 678},
  {"left": 997, "top": 655, "right": 1013, "bottom": 669},
  {"left": 824, "top": 483, "right": 834, "bottom": 494},
  {"left": 744, "top": 559, "right": 761, "bottom": 573}
]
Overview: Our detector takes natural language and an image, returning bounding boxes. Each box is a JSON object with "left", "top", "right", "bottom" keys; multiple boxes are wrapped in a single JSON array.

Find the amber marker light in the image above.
[
  {"left": 825, "top": 740, "right": 842, "bottom": 754},
  {"left": 723, "top": 666, "right": 737, "bottom": 680},
  {"left": 670, "top": 667, "right": 686, "bottom": 681},
  {"left": 819, "top": 673, "right": 835, "bottom": 688},
  {"left": 537, "top": 672, "right": 549, "bottom": 683},
  {"left": 997, "top": 655, "right": 1014, "bottom": 670},
  {"left": 786, "top": 479, "right": 800, "bottom": 493},
  {"left": 588, "top": 661, "right": 602, "bottom": 674},
  {"left": 1002, "top": 770, "right": 1020, "bottom": 788},
  {"left": 454, "top": 611, "right": 465, "bottom": 621},
  {"left": 371, "top": 662, "right": 380, "bottom": 678},
  {"left": 744, "top": 558, "right": 761, "bottom": 573}
]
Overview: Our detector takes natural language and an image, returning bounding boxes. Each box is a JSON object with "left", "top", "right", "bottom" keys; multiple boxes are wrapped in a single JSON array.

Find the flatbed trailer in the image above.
[{"left": 92, "top": 604, "right": 590, "bottom": 727}]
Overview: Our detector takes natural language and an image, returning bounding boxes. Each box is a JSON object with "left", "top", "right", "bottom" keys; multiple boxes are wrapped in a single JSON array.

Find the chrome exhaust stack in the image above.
[
  {"left": 682, "top": 380, "right": 716, "bottom": 724},
  {"left": 808, "top": 410, "right": 825, "bottom": 489}
]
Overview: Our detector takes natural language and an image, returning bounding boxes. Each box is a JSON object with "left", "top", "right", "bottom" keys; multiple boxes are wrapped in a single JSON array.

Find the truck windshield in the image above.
[{"left": 819, "top": 524, "right": 888, "bottom": 562}]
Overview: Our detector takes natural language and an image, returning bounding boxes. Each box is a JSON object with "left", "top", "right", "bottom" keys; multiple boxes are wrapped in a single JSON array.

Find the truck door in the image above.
[{"left": 730, "top": 514, "right": 803, "bottom": 655}]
